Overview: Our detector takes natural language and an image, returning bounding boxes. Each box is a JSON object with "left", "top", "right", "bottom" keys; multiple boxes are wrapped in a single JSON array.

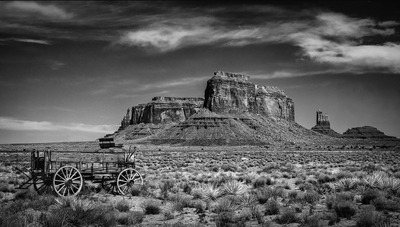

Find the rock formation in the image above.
[
  {"left": 131, "top": 97, "right": 204, "bottom": 124},
  {"left": 113, "top": 71, "right": 342, "bottom": 145},
  {"left": 311, "top": 111, "right": 341, "bottom": 137},
  {"left": 118, "top": 109, "right": 131, "bottom": 131},
  {"left": 204, "top": 71, "right": 295, "bottom": 121},
  {"left": 116, "top": 97, "right": 203, "bottom": 131},
  {"left": 343, "top": 126, "right": 397, "bottom": 140}
]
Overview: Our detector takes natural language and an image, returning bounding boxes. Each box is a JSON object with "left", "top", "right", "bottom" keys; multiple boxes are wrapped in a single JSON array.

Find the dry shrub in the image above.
[
  {"left": 115, "top": 199, "right": 131, "bottom": 212},
  {"left": 264, "top": 198, "right": 280, "bottom": 215},
  {"left": 356, "top": 206, "right": 389, "bottom": 227},
  {"left": 253, "top": 176, "right": 274, "bottom": 188},
  {"left": 117, "top": 211, "right": 144, "bottom": 225},
  {"left": 0, "top": 183, "right": 15, "bottom": 193},
  {"left": 333, "top": 200, "right": 356, "bottom": 219},
  {"left": 275, "top": 208, "right": 299, "bottom": 224},
  {"left": 141, "top": 200, "right": 161, "bottom": 215}
]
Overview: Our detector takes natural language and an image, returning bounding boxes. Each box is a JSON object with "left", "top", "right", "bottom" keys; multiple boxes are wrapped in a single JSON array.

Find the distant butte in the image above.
[
  {"left": 111, "top": 71, "right": 338, "bottom": 145},
  {"left": 343, "top": 126, "right": 397, "bottom": 140},
  {"left": 311, "top": 110, "right": 342, "bottom": 137}
]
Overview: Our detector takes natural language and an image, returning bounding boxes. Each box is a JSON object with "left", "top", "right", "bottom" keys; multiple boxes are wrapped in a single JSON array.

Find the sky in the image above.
[{"left": 0, "top": 1, "right": 399, "bottom": 144}]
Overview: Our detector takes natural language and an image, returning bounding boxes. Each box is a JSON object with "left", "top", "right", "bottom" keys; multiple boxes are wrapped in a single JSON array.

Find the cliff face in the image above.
[
  {"left": 203, "top": 71, "right": 295, "bottom": 121},
  {"left": 130, "top": 97, "right": 204, "bottom": 125}
]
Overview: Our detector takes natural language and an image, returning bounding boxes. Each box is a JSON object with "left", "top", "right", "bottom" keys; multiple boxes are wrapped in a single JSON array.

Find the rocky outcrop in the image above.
[
  {"left": 203, "top": 71, "right": 295, "bottom": 121},
  {"left": 343, "top": 126, "right": 397, "bottom": 140},
  {"left": 129, "top": 97, "right": 204, "bottom": 125},
  {"left": 118, "top": 109, "right": 131, "bottom": 131},
  {"left": 311, "top": 111, "right": 341, "bottom": 137}
]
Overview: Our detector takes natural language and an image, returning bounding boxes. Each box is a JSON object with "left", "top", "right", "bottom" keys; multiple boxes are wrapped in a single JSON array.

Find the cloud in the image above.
[
  {"left": 243, "top": 67, "right": 358, "bottom": 80},
  {"left": 118, "top": 17, "right": 218, "bottom": 52},
  {"left": 290, "top": 13, "right": 400, "bottom": 73},
  {"left": 49, "top": 60, "right": 65, "bottom": 70},
  {"left": 0, "top": 117, "right": 118, "bottom": 133},
  {"left": 378, "top": 21, "right": 400, "bottom": 27},
  {"left": 137, "top": 76, "right": 208, "bottom": 90},
  {"left": 0, "top": 38, "right": 51, "bottom": 45},
  {"left": 5, "top": 1, "right": 73, "bottom": 20},
  {"left": 117, "top": 6, "right": 400, "bottom": 73},
  {"left": 113, "top": 76, "right": 208, "bottom": 99}
]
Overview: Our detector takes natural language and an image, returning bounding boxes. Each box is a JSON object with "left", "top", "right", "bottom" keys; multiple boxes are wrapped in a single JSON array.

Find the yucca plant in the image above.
[
  {"left": 362, "top": 171, "right": 400, "bottom": 194},
  {"left": 332, "top": 177, "right": 361, "bottom": 191},
  {"left": 213, "top": 197, "right": 238, "bottom": 214},
  {"left": 238, "top": 193, "right": 257, "bottom": 208},
  {"left": 199, "top": 184, "right": 222, "bottom": 202},
  {"left": 222, "top": 180, "right": 248, "bottom": 196},
  {"left": 362, "top": 172, "right": 386, "bottom": 188}
]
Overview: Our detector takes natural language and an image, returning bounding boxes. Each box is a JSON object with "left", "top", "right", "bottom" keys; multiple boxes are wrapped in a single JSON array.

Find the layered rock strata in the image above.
[
  {"left": 343, "top": 126, "right": 397, "bottom": 140},
  {"left": 203, "top": 71, "right": 295, "bottom": 121},
  {"left": 130, "top": 97, "right": 204, "bottom": 125},
  {"left": 114, "top": 97, "right": 204, "bottom": 139},
  {"left": 311, "top": 111, "right": 341, "bottom": 137}
]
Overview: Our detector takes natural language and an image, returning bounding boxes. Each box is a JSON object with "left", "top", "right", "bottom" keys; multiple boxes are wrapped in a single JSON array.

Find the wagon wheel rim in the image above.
[
  {"left": 53, "top": 166, "right": 83, "bottom": 197},
  {"left": 117, "top": 168, "right": 143, "bottom": 195},
  {"left": 34, "top": 174, "right": 54, "bottom": 195},
  {"left": 101, "top": 176, "right": 117, "bottom": 194}
]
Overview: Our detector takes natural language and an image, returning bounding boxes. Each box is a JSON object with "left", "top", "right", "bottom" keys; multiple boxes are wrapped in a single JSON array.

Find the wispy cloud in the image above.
[
  {"left": 118, "top": 7, "right": 400, "bottom": 73},
  {"left": 48, "top": 60, "right": 65, "bottom": 70},
  {"left": 137, "top": 76, "right": 208, "bottom": 91},
  {"left": 289, "top": 12, "right": 400, "bottom": 73},
  {"left": 112, "top": 76, "right": 208, "bottom": 98},
  {"left": 246, "top": 68, "right": 353, "bottom": 79},
  {"left": 5, "top": 1, "right": 73, "bottom": 20},
  {"left": 0, "top": 38, "right": 51, "bottom": 45},
  {"left": 0, "top": 117, "right": 117, "bottom": 133}
]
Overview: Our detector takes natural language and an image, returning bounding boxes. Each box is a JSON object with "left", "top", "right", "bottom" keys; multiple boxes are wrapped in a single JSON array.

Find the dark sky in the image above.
[{"left": 0, "top": 1, "right": 399, "bottom": 143}]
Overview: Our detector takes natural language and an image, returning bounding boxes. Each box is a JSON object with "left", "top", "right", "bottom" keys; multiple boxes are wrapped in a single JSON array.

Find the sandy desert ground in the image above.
[{"left": 0, "top": 142, "right": 400, "bottom": 226}]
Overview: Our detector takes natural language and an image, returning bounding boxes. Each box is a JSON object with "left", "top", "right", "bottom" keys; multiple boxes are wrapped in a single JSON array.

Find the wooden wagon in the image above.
[{"left": 17, "top": 138, "right": 143, "bottom": 197}]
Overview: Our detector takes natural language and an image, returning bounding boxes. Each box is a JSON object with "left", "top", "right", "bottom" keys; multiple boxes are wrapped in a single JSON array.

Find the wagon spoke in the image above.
[
  {"left": 64, "top": 168, "right": 69, "bottom": 179},
  {"left": 121, "top": 174, "right": 128, "bottom": 181},
  {"left": 70, "top": 171, "right": 78, "bottom": 180},
  {"left": 56, "top": 174, "right": 66, "bottom": 181},
  {"left": 62, "top": 187, "right": 67, "bottom": 196},
  {"left": 56, "top": 184, "right": 65, "bottom": 193},
  {"left": 54, "top": 182, "right": 65, "bottom": 187},
  {"left": 71, "top": 183, "right": 79, "bottom": 190},
  {"left": 61, "top": 168, "right": 67, "bottom": 179},
  {"left": 71, "top": 176, "right": 82, "bottom": 182},
  {"left": 128, "top": 169, "right": 133, "bottom": 179},
  {"left": 68, "top": 186, "right": 75, "bottom": 195},
  {"left": 121, "top": 185, "right": 128, "bottom": 193},
  {"left": 37, "top": 183, "right": 45, "bottom": 190}
]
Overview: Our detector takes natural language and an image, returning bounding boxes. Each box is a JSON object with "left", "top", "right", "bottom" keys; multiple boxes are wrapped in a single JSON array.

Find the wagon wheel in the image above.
[
  {"left": 101, "top": 176, "right": 118, "bottom": 194},
  {"left": 117, "top": 168, "right": 143, "bottom": 195},
  {"left": 33, "top": 174, "right": 54, "bottom": 195},
  {"left": 53, "top": 166, "right": 83, "bottom": 197}
]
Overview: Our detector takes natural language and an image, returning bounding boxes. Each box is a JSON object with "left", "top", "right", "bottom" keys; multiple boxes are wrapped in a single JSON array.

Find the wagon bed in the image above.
[{"left": 17, "top": 139, "right": 143, "bottom": 197}]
